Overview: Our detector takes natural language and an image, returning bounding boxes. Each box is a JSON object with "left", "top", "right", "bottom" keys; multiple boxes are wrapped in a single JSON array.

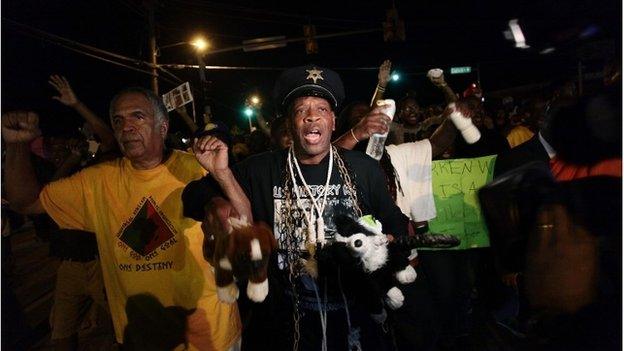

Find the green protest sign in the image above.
[{"left": 422, "top": 155, "right": 496, "bottom": 250}]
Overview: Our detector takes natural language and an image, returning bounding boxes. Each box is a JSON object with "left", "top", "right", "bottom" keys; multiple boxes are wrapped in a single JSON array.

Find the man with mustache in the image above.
[{"left": 2, "top": 87, "right": 245, "bottom": 350}]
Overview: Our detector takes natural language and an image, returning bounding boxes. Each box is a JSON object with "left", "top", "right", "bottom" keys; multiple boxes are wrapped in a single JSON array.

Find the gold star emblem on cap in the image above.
[{"left": 305, "top": 68, "right": 324, "bottom": 84}]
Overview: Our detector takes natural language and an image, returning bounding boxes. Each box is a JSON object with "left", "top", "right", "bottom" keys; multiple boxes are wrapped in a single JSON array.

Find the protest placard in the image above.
[
  {"left": 162, "top": 82, "right": 193, "bottom": 112},
  {"left": 423, "top": 155, "right": 496, "bottom": 250}
]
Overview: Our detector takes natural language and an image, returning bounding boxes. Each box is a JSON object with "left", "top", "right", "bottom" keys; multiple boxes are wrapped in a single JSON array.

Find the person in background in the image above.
[
  {"left": 269, "top": 116, "right": 292, "bottom": 150},
  {"left": 334, "top": 60, "right": 472, "bottom": 350}
]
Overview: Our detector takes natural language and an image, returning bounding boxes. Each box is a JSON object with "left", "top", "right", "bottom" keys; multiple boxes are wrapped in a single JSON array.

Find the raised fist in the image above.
[
  {"left": 427, "top": 68, "right": 447, "bottom": 87},
  {"left": 2, "top": 111, "right": 41, "bottom": 143},
  {"left": 193, "top": 135, "right": 230, "bottom": 176}
]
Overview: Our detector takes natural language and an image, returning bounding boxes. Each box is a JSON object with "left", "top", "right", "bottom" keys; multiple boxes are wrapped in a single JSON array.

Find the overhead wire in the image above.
[
  {"left": 4, "top": 18, "right": 181, "bottom": 86},
  {"left": 3, "top": 18, "right": 144, "bottom": 65},
  {"left": 116, "top": 0, "right": 146, "bottom": 17}
]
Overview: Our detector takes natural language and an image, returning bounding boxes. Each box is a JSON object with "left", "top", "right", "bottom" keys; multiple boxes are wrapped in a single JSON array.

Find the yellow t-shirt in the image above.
[
  {"left": 40, "top": 150, "right": 240, "bottom": 350},
  {"left": 506, "top": 125, "right": 534, "bottom": 148}
]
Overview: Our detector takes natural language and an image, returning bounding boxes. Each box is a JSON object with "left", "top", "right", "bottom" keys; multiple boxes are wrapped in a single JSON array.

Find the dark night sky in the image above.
[{"left": 2, "top": 0, "right": 621, "bottom": 135}]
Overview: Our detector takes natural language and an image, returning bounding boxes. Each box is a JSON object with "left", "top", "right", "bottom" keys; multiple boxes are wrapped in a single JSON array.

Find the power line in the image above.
[
  {"left": 3, "top": 18, "right": 145, "bottom": 65},
  {"left": 11, "top": 26, "right": 158, "bottom": 78},
  {"left": 157, "top": 66, "right": 184, "bottom": 83},
  {"left": 4, "top": 18, "right": 182, "bottom": 86},
  {"left": 116, "top": 0, "right": 145, "bottom": 17},
  {"left": 160, "top": 64, "right": 380, "bottom": 71},
  {"left": 191, "top": 28, "right": 381, "bottom": 55}
]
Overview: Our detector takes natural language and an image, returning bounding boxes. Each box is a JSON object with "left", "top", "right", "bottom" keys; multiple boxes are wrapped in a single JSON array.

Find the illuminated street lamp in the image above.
[
  {"left": 250, "top": 95, "right": 260, "bottom": 106},
  {"left": 243, "top": 107, "right": 254, "bottom": 132},
  {"left": 244, "top": 94, "right": 264, "bottom": 133},
  {"left": 191, "top": 36, "right": 210, "bottom": 52}
]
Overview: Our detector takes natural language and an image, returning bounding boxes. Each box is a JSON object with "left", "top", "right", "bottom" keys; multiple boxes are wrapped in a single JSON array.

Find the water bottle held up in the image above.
[
  {"left": 366, "top": 99, "right": 396, "bottom": 160},
  {"left": 448, "top": 102, "right": 481, "bottom": 144}
]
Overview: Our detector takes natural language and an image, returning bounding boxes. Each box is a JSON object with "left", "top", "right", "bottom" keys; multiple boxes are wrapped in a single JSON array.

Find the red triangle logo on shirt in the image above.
[{"left": 118, "top": 197, "right": 176, "bottom": 256}]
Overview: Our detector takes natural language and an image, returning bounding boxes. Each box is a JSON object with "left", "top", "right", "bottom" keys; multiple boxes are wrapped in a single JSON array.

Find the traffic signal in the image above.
[
  {"left": 303, "top": 25, "right": 318, "bottom": 54},
  {"left": 383, "top": 7, "right": 406, "bottom": 42}
]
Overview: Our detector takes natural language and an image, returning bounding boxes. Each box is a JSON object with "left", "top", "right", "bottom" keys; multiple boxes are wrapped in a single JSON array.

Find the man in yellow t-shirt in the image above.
[{"left": 2, "top": 88, "right": 247, "bottom": 350}]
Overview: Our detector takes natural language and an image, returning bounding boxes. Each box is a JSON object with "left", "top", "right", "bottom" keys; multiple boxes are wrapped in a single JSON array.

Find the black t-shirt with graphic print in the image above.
[{"left": 183, "top": 147, "right": 406, "bottom": 241}]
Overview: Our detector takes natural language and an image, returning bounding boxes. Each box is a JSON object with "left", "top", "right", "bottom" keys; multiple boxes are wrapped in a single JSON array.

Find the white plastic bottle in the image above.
[
  {"left": 366, "top": 99, "right": 396, "bottom": 160},
  {"left": 448, "top": 102, "right": 481, "bottom": 144}
]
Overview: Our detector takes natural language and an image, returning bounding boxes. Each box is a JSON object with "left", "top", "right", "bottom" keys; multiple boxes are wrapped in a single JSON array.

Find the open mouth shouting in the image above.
[{"left": 303, "top": 127, "right": 322, "bottom": 145}]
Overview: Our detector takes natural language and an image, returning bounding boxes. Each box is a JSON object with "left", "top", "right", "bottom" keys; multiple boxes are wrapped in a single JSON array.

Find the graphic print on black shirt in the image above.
[
  {"left": 273, "top": 156, "right": 359, "bottom": 259},
  {"left": 274, "top": 182, "right": 358, "bottom": 250}
]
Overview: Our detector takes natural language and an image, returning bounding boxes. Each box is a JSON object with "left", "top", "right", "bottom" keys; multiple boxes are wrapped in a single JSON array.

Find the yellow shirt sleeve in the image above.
[{"left": 39, "top": 170, "right": 92, "bottom": 232}]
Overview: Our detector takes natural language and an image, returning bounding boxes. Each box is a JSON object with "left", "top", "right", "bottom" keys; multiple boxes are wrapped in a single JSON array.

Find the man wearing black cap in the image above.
[{"left": 183, "top": 64, "right": 408, "bottom": 350}]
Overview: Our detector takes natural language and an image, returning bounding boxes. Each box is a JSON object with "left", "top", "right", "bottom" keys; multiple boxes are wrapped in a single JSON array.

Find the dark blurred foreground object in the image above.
[
  {"left": 479, "top": 162, "right": 621, "bottom": 350},
  {"left": 548, "top": 85, "right": 621, "bottom": 166},
  {"left": 394, "top": 232, "right": 460, "bottom": 249},
  {"left": 122, "top": 293, "right": 193, "bottom": 351}
]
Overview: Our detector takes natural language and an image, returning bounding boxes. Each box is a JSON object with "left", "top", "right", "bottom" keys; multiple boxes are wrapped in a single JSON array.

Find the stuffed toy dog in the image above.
[{"left": 202, "top": 212, "right": 276, "bottom": 304}]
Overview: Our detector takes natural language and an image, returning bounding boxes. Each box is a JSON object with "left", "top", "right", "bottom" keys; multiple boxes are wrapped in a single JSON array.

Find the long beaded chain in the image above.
[
  {"left": 279, "top": 146, "right": 363, "bottom": 350},
  {"left": 288, "top": 146, "right": 333, "bottom": 245}
]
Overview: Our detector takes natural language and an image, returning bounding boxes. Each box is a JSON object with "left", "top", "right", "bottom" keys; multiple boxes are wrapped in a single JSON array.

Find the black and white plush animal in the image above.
[{"left": 308, "top": 215, "right": 417, "bottom": 319}]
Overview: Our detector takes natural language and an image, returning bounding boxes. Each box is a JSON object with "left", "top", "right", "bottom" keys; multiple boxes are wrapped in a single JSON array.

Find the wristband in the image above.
[{"left": 377, "top": 84, "right": 386, "bottom": 92}]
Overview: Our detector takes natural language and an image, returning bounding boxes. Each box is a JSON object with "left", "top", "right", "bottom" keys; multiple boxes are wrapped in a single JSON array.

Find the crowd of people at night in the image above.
[{"left": 1, "top": 55, "right": 621, "bottom": 351}]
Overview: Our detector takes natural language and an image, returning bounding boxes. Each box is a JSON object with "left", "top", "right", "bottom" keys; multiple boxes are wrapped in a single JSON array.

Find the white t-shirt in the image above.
[{"left": 385, "top": 140, "right": 436, "bottom": 222}]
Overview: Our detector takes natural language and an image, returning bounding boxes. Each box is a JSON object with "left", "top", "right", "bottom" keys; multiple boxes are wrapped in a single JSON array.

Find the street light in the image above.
[
  {"left": 391, "top": 72, "right": 400, "bottom": 82},
  {"left": 191, "top": 36, "right": 210, "bottom": 52},
  {"left": 250, "top": 95, "right": 260, "bottom": 106},
  {"left": 243, "top": 107, "right": 254, "bottom": 132}
]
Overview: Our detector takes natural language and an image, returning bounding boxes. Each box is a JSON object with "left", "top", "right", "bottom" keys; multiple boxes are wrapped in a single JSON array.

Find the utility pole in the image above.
[
  {"left": 146, "top": 0, "right": 159, "bottom": 94},
  {"left": 196, "top": 53, "right": 212, "bottom": 123}
]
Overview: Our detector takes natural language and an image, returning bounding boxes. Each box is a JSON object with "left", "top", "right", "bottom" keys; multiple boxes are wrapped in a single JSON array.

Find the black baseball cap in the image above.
[{"left": 273, "top": 64, "right": 345, "bottom": 113}]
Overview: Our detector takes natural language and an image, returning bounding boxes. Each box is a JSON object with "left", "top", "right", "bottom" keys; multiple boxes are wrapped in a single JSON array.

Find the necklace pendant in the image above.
[
  {"left": 307, "top": 224, "right": 316, "bottom": 244},
  {"left": 316, "top": 217, "right": 325, "bottom": 245}
]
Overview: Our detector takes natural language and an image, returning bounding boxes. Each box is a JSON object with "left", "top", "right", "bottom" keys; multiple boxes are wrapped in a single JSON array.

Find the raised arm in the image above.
[
  {"left": 254, "top": 111, "right": 271, "bottom": 137},
  {"left": 49, "top": 75, "right": 117, "bottom": 152},
  {"left": 428, "top": 100, "right": 475, "bottom": 157},
  {"left": 193, "top": 135, "right": 252, "bottom": 222},
  {"left": 50, "top": 139, "right": 85, "bottom": 181},
  {"left": 370, "top": 59, "right": 392, "bottom": 107},
  {"left": 428, "top": 69, "right": 458, "bottom": 104},
  {"left": 333, "top": 105, "right": 391, "bottom": 150},
  {"left": 2, "top": 112, "right": 46, "bottom": 214}
]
